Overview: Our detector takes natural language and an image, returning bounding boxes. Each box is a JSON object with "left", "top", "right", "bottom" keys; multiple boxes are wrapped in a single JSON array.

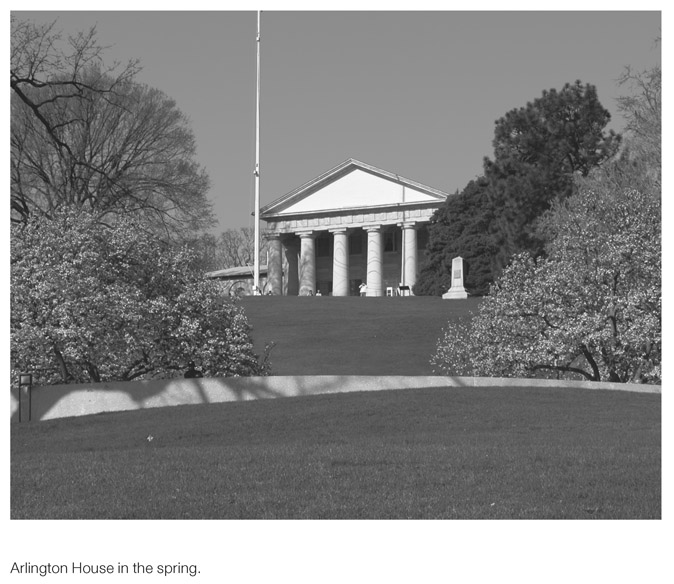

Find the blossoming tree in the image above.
[
  {"left": 431, "top": 186, "right": 660, "bottom": 384},
  {"left": 11, "top": 209, "right": 270, "bottom": 386}
]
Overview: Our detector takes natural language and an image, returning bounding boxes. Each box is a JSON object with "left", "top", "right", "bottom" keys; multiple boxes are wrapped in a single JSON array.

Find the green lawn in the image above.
[
  {"left": 11, "top": 386, "right": 660, "bottom": 519},
  {"left": 11, "top": 296, "right": 660, "bottom": 519},
  {"left": 241, "top": 296, "right": 482, "bottom": 375}
]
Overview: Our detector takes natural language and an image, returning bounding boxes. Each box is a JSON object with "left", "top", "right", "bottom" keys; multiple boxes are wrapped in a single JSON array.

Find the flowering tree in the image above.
[
  {"left": 431, "top": 187, "right": 660, "bottom": 383},
  {"left": 11, "top": 209, "right": 270, "bottom": 386}
]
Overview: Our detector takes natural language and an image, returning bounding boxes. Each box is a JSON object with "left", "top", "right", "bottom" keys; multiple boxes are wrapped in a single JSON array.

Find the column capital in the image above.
[
  {"left": 328, "top": 227, "right": 349, "bottom": 234},
  {"left": 398, "top": 221, "right": 418, "bottom": 229},
  {"left": 363, "top": 224, "right": 382, "bottom": 233},
  {"left": 262, "top": 230, "right": 282, "bottom": 241},
  {"left": 295, "top": 230, "right": 317, "bottom": 239}
]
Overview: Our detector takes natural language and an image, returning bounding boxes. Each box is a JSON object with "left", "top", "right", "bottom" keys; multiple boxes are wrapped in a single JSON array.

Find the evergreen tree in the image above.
[
  {"left": 415, "top": 177, "right": 497, "bottom": 296},
  {"left": 485, "top": 81, "right": 620, "bottom": 270},
  {"left": 417, "top": 81, "right": 620, "bottom": 295}
]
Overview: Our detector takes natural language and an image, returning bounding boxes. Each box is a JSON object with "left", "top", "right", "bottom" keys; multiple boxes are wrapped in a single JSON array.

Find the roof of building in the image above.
[
  {"left": 206, "top": 265, "right": 268, "bottom": 280},
  {"left": 260, "top": 158, "right": 450, "bottom": 219}
]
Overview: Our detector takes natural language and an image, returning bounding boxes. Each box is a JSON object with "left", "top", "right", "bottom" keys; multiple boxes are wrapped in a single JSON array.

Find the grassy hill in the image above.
[
  {"left": 11, "top": 386, "right": 660, "bottom": 519},
  {"left": 11, "top": 296, "right": 660, "bottom": 519},
  {"left": 241, "top": 296, "right": 482, "bottom": 375}
]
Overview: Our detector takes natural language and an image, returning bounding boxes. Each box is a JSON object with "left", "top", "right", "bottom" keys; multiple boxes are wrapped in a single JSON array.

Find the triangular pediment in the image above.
[{"left": 260, "top": 159, "right": 448, "bottom": 218}]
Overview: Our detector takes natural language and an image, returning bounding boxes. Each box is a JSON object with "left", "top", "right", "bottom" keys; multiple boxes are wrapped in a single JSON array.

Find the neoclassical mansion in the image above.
[{"left": 210, "top": 159, "right": 450, "bottom": 296}]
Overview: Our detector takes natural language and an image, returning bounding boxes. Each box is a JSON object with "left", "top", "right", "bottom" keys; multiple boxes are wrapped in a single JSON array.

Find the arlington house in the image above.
[{"left": 208, "top": 159, "right": 450, "bottom": 296}]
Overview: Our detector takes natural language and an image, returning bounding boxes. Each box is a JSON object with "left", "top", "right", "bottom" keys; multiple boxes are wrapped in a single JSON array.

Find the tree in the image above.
[
  {"left": 415, "top": 177, "right": 498, "bottom": 296},
  {"left": 216, "top": 227, "right": 269, "bottom": 269},
  {"left": 11, "top": 208, "right": 270, "bottom": 387},
  {"left": 616, "top": 58, "right": 661, "bottom": 169},
  {"left": 11, "top": 18, "right": 214, "bottom": 240},
  {"left": 417, "top": 81, "right": 620, "bottom": 295},
  {"left": 485, "top": 81, "right": 620, "bottom": 267},
  {"left": 431, "top": 68, "right": 661, "bottom": 384},
  {"left": 10, "top": 18, "right": 138, "bottom": 150},
  {"left": 432, "top": 186, "right": 660, "bottom": 383},
  {"left": 187, "top": 228, "right": 270, "bottom": 273}
]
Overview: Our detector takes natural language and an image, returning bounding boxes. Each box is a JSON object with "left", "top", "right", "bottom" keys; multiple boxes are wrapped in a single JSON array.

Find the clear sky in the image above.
[{"left": 11, "top": 10, "right": 661, "bottom": 232}]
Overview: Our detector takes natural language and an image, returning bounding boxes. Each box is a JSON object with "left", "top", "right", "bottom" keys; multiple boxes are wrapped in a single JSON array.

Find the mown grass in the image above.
[
  {"left": 241, "top": 295, "right": 482, "bottom": 375},
  {"left": 11, "top": 386, "right": 660, "bottom": 519}
]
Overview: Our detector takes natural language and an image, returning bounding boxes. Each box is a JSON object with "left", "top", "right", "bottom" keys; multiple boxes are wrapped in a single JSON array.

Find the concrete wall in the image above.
[{"left": 10, "top": 375, "right": 660, "bottom": 423}]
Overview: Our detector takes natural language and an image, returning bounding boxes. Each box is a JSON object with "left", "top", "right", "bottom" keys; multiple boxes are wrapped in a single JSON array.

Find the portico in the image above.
[{"left": 260, "top": 159, "right": 449, "bottom": 296}]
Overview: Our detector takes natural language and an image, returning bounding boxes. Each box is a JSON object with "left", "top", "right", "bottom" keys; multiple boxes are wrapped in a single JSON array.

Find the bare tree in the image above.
[
  {"left": 11, "top": 18, "right": 137, "bottom": 153},
  {"left": 188, "top": 228, "right": 269, "bottom": 272},
  {"left": 217, "top": 227, "right": 265, "bottom": 268},
  {"left": 616, "top": 58, "right": 661, "bottom": 170},
  {"left": 11, "top": 17, "right": 215, "bottom": 240}
]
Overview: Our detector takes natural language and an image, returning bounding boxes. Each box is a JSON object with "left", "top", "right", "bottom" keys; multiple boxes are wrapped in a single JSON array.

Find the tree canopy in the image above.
[
  {"left": 431, "top": 185, "right": 660, "bottom": 383},
  {"left": 415, "top": 177, "right": 497, "bottom": 296},
  {"left": 416, "top": 81, "right": 620, "bottom": 295},
  {"left": 11, "top": 18, "right": 214, "bottom": 241},
  {"left": 431, "top": 64, "right": 661, "bottom": 384},
  {"left": 11, "top": 209, "right": 270, "bottom": 387},
  {"left": 486, "top": 81, "right": 620, "bottom": 266}
]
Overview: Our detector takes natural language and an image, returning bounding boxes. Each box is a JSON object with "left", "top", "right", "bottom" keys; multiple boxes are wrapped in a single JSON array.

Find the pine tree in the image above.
[{"left": 417, "top": 81, "right": 620, "bottom": 295}]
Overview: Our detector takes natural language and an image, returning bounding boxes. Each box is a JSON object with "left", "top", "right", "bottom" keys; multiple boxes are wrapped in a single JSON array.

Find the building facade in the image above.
[
  {"left": 260, "top": 159, "right": 449, "bottom": 296},
  {"left": 205, "top": 265, "right": 268, "bottom": 296}
]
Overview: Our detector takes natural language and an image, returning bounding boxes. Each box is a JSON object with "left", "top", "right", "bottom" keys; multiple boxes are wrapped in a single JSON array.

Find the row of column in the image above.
[{"left": 266, "top": 223, "right": 418, "bottom": 297}]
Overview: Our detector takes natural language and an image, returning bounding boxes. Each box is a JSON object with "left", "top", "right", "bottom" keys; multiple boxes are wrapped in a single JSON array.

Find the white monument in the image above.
[{"left": 442, "top": 256, "right": 468, "bottom": 299}]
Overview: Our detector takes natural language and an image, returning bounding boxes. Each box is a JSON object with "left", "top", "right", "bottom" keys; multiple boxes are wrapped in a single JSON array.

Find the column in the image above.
[
  {"left": 284, "top": 239, "right": 299, "bottom": 296},
  {"left": 365, "top": 226, "right": 383, "bottom": 297},
  {"left": 331, "top": 228, "right": 349, "bottom": 296},
  {"left": 401, "top": 222, "right": 418, "bottom": 292},
  {"left": 265, "top": 233, "right": 283, "bottom": 295},
  {"left": 298, "top": 231, "right": 316, "bottom": 296}
]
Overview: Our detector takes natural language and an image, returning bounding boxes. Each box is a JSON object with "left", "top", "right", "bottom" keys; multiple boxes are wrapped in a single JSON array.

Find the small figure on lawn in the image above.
[{"left": 184, "top": 361, "right": 203, "bottom": 379}]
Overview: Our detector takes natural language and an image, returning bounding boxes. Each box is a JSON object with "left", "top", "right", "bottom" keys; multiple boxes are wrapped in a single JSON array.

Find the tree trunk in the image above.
[{"left": 53, "top": 347, "right": 72, "bottom": 384}]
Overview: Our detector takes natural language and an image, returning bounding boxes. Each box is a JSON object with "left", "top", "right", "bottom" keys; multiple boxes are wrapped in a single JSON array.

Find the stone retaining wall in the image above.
[{"left": 10, "top": 375, "right": 660, "bottom": 422}]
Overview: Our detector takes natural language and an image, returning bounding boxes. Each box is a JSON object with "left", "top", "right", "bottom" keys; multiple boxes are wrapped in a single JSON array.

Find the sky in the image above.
[{"left": 10, "top": 9, "right": 661, "bottom": 233}]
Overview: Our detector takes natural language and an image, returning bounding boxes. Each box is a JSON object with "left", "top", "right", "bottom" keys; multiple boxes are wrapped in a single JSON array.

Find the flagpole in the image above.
[{"left": 253, "top": 10, "right": 261, "bottom": 295}]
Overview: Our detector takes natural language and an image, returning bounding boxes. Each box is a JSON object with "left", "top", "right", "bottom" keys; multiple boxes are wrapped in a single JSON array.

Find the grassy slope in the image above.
[
  {"left": 241, "top": 296, "right": 482, "bottom": 375},
  {"left": 11, "top": 387, "right": 660, "bottom": 519}
]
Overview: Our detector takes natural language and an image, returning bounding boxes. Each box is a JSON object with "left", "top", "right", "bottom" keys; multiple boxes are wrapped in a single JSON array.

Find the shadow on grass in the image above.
[
  {"left": 14, "top": 374, "right": 406, "bottom": 422},
  {"left": 12, "top": 295, "right": 482, "bottom": 421}
]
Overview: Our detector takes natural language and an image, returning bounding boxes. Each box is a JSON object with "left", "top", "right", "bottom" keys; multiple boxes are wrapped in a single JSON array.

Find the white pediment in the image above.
[{"left": 261, "top": 160, "right": 448, "bottom": 219}]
